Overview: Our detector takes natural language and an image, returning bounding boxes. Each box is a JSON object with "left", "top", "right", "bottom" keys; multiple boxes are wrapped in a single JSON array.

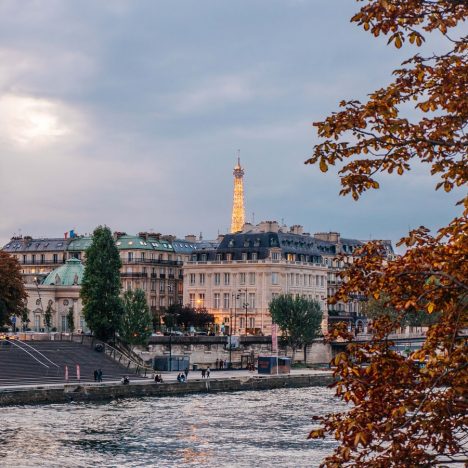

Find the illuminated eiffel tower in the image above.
[{"left": 230, "top": 152, "right": 245, "bottom": 233}]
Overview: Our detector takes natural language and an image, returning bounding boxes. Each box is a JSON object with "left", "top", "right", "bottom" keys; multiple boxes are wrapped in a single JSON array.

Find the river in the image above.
[{"left": 0, "top": 387, "right": 344, "bottom": 467}]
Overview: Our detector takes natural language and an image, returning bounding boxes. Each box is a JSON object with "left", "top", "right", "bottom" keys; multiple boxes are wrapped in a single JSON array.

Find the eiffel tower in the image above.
[{"left": 230, "top": 152, "right": 245, "bottom": 233}]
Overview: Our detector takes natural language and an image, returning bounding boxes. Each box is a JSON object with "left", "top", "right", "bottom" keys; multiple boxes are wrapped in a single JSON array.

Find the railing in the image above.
[
  {"left": 187, "top": 259, "right": 327, "bottom": 267},
  {"left": 103, "top": 342, "right": 153, "bottom": 377},
  {"left": 122, "top": 259, "right": 182, "bottom": 266},
  {"left": 120, "top": 272, "right": 148, "bottom": 278},
  {"left": 21, "top": 259, "right": 66, "bottom": 265}
]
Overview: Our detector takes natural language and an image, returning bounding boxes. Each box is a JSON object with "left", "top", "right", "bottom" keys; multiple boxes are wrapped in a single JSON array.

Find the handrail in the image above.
[
  {"left": 7, "top": 340, "right": 50, "bottom": 369},
  {"left": 16, "top": 339, "right": 60, "bottom": 369},
  {"left": 103, "top": 342, "right": 153, "bottom": 376}
]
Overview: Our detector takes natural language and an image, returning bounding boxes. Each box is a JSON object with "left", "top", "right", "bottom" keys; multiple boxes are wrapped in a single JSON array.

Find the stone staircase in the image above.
[{"left": 0, "top": 340, "right": 141, "bottom": 387}]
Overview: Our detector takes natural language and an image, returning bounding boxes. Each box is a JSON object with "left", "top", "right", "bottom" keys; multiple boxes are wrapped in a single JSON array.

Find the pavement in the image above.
[{"left": 0, "top": 368, "right": 332, "bottom": 391}]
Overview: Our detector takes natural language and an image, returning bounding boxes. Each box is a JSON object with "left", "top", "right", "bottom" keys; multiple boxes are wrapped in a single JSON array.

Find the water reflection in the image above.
[{"left": 0, "top": 387, "right": 343, "bottom": 467}]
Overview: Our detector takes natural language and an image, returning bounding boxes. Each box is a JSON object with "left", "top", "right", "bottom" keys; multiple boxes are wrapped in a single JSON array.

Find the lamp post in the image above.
[
  {"left": 243, "top": 288, "right": 248, "bottom": 335},
  {"left": 230, "top": 292, "right": 240, "bottom": 368},
  {"left": 34, "top": 276, "right": 44, "bottom": 332}
]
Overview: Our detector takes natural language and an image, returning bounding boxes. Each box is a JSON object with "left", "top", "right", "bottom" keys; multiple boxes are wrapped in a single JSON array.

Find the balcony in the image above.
[
  {"left": 122, "top": 259, "right": 182, "bottom": 266},
  {"left": 21, "top": 259, "right": 65, "bottom": 265},
  {"left": 120, "top": 272, "right": 148, "bottom": 278}
]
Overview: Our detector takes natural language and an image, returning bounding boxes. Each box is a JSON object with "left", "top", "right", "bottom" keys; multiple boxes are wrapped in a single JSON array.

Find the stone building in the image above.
[
  {"left": 24, "top": 258, "right": 86, "bottom": 332},
  {"left": 183, "top": 221, "right": 329, "bottom": 335},
  {"left": 2, "top": 231, "right": 200, "bottom": 324}
]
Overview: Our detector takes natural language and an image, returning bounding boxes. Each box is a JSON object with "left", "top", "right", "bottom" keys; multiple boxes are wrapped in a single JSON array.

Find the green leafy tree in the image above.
[
  {"left": 269, "top": 295, "right": 323, "bottom": 362},
  {"left": 20, "top": 307, "right": 30, "bottom": 331},
  {"left": 0, "top": 251, "right": 27, "bottom": 327},
  {"left": 80, "top": 226, "right": 123, "bottom": 341},
  {"left": 120, "top": 289, "right": 152, "bottom": 347},
  {"left": 44, "top": 302, "right": 53, "bottom": 331},
  {"left": 166, "top": 303, "right": 215, "bottom": 330},
  {"left": 66, "top": 306, "right": 75, "bottom": 333}
]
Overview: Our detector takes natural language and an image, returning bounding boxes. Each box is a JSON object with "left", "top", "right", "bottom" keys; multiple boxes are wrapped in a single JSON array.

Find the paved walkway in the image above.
[{"left": 0, "top": 368, "right": 332, "bottom": 391}]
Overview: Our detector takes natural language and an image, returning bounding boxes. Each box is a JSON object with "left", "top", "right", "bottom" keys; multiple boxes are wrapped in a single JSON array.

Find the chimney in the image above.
[
  {"left": 185, "top": 234, "right": 197, "bottom": 243},
  {"left": 290, "top": 225, "right": 304, "bottom": 235}
]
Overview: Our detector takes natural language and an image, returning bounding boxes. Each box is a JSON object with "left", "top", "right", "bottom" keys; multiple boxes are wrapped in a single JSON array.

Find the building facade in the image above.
[{"left": 183, "top": 221, "right": 329, "bottom": 335}]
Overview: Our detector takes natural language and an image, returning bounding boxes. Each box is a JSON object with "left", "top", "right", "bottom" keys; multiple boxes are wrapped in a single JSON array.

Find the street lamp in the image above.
[
  {"left": 229, "top": 292, "right": 240, "bottom": 368},
  {"left": 34, "top": 276, "right": 44, "bottom": 332},
  {"left": 239, "top": 288, "right": 248, "bottom": 335}
]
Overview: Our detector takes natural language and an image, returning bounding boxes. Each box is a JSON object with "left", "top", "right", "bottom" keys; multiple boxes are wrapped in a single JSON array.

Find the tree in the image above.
[
  {"left": 44, "top": 301, "right": 53, "bottom": 331},
  {"left": 119, "top": 289, "right": 152, "bottom": 347},
  {"left": 80, "top": 226, "right": 123, "bottom": 341},
  {"left": 67, "top": 306, "right": 75, "bottom": 333},
  {"left": 0, "top": 251, "right": 27, "bottom": 327},
  {"left": 20, "top": 307, "right": 30, "bottom": 331},
  {"left": 306, "top": 2, "right": 468, "bottom": 466},
  {"left": 166, "top": 303, "right": 215, "bottom": 330},
  {"left": 269, "top": 295, "right": 323, "bottom": 362}
]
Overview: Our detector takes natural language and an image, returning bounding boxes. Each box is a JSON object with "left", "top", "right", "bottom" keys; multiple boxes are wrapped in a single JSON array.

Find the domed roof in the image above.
[{"left": 43, "top": 258, "right": 84, "bottom": 286}]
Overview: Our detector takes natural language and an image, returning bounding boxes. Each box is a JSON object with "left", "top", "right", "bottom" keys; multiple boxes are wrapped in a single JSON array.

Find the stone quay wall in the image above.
[
  {"left": 0, "top": 373, "right": 334, "bottom": 407},
  {"left": 140, "top": 336, "right": 333, "bottom": 367}
]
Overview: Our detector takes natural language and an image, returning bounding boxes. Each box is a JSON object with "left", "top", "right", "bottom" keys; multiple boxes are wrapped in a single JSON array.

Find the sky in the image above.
[{"left": 0, "top": 0, "right": 463, "bottom": 248}]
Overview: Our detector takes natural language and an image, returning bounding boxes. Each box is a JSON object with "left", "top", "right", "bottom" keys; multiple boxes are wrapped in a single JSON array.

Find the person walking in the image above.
[
  {"left": 215, "top": 358, "right": 219, "bottom": 370},
  {"left": 184, "top": 367, "right": 189, "bottom": 381},
  {"left": 206, "top": 366, "right": 211, "bottom": 378},
  {"left": 98, "top": 369, "right": 103, "bottom": 382},
  {"left": 93, "top": 369, "right": 98, "bottom": 381},
  {"left": 201, "top": 368, "right": 206, "bottom": 379}
]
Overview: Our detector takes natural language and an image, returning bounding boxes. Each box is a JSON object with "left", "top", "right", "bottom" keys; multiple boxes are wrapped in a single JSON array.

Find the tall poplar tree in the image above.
[{"left": 80, "top": 226, "right": 123, "bottom": 341}]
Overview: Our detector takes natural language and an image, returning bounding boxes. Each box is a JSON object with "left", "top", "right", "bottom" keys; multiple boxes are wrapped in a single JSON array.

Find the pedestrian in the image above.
[
  {"left": 184, "top": 367, "right": 189, "bottom": 381},
  {"left": 98, "top": 369, "right": 103, "bottom": 382},
  {"left": 201, "top": 368, "right": 206, "bottom": 379},
  {"left": 177, "top": 373, "right": 181, "bottom": 382},
  {"left": 219, "top": 360, "right": 223, "bottom": 370},
  {"left": 206, "top": 366, "right": 211, "bottom": 378},
  {"left": 93, "top": 369, "right": 98, "bottom": 381},
  {"left": 224, "top": 359, "right": 227, "bottom": 369},
  {"left": 215, "top": 358, "right": 219, "bottom": 370}
]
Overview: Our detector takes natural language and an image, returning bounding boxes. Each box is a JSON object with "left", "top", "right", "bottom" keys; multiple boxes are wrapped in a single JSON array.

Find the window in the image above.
[
  {"left": 224, "top": 273, "right": 230, "bottom": 285},
  {"left": 296, "top": 273, "right": 300, "bottom": 286},
  {"left": 168, "top": 283, "right": 173, "bottom": 293},
  {"left": 214, "top": 293, "right": 220, "bottom": 309},
  {"left": 272, "top": 252, "right": 280, "bottom": 260},
  {"left": 201, "top": 254, "right": 207, "bottom": 262},
  {"left": 249, "top": 317, "right": 255, "bottom": 329},
  {"left": 190, "top": 274, "right": 196, "bottom": 285},
  {"left": 271, "top": 272, "right": 279, "bottom": 285},
  {"left": 216, "top": 254, "right": 222, "bottom": 261},
  {"left": 40, "top": 254, "right": 45, "bottom": 263},
  {"left": 239, "top": 272, "right": 246, "bottom": 285},
  {"left": 223, "top": 293, "right": 230, "bottom": 309},
  {"left": 198, "top": 293, "right": 205, "bottom": 307},
  {"left": 249, "top": 272, "right": 256, "bottom": 285},
  {"left": 214, "top": 273, "right": 220, "bottom": 285},
  {"left": 189, "top": 294, "right": 195, "bottom": 308},
  {"left": 320, "top": 276, "right": 324, "bottom": 287},
  {"left": 159, "top": 280, "right": 165, "bottom": 292},
  {"left": 199, "top": 273, "right": 205, "bottom": 285},
  {"left": 159, "top": 297, "right": 165, "bottom": 307},
  {"left": 53, "top": 253, "right": 58, "bottom": 263},
  {"left": 151, "top": 281, "right": 156, "bottom": 291},
  {"left": 141, "top": 252, "right": 145, "bottom": 261},
  {"left": 128, "top": 252, "right": 133, "bottom": 261},
  {"left": 242, "top": 252, "right": 247, "bottom": 261},
  {"left": 316, "top": 276, "right": 319, "bottom": 286},
  {"left": 251, "top": 252, "right": 257, "bottom": 261},
  {"left": 248, "top": 293, "right": 256, "bottom": 309},
  {"left": 226, "top": 253, "right": 232, "bottom": 261}
]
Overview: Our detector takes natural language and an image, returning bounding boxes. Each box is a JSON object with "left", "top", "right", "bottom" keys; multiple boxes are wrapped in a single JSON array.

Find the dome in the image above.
[{"left": 42, "top": 258, "right": 84, "bottom": 286}]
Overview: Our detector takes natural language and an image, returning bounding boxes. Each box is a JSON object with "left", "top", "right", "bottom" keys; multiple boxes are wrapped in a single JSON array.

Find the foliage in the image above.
[
  {"left": 166, "top": 303, "right": 215, "bottom": 330},
  {"left": 0, "top": 251, "right": 27, "bottom": 326},
  {"left": 362, "top": 294, "right": 440, "bottom": 328},
  {"left": 269, "top": 295, "right": 323, "bottom": 362},
  {"left": 80, "top": 226, "right": 123, "bottom": 341},
  {"left": 306, "top": 1, "right": 468, "bottom": 466},
  {"left": 20, "top": 307, "right": 30, "bottom": 331},
  {"left": 119, "top": 289, "right": 152, "bottom": 347},
  {"left": 67, "top": 306, "right": 75, "bottom": 333},
  {"left": 44, "top": 302, "right": 53, "bottom": 331}
]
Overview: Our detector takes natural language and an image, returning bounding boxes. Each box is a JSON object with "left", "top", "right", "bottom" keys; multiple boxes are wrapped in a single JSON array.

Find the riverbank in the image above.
[{"left": 0, "top": 370, "right": 334, "bottom": 406}]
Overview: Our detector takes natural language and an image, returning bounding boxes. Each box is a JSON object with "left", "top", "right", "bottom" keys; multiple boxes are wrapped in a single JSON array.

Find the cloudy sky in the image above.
[{"left": 0, "top": 0, "right": 463, "bottom": 248}]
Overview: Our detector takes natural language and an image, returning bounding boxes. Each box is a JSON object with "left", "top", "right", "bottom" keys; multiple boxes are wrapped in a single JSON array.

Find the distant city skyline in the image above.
[{"left": 0, "top": 1, "right": 462, "bottom": 248}]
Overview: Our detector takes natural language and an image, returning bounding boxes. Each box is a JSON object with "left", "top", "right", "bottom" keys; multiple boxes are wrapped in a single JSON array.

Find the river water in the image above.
[{"left": 0, "top": 387, "right": 344, "bottom": 467}]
